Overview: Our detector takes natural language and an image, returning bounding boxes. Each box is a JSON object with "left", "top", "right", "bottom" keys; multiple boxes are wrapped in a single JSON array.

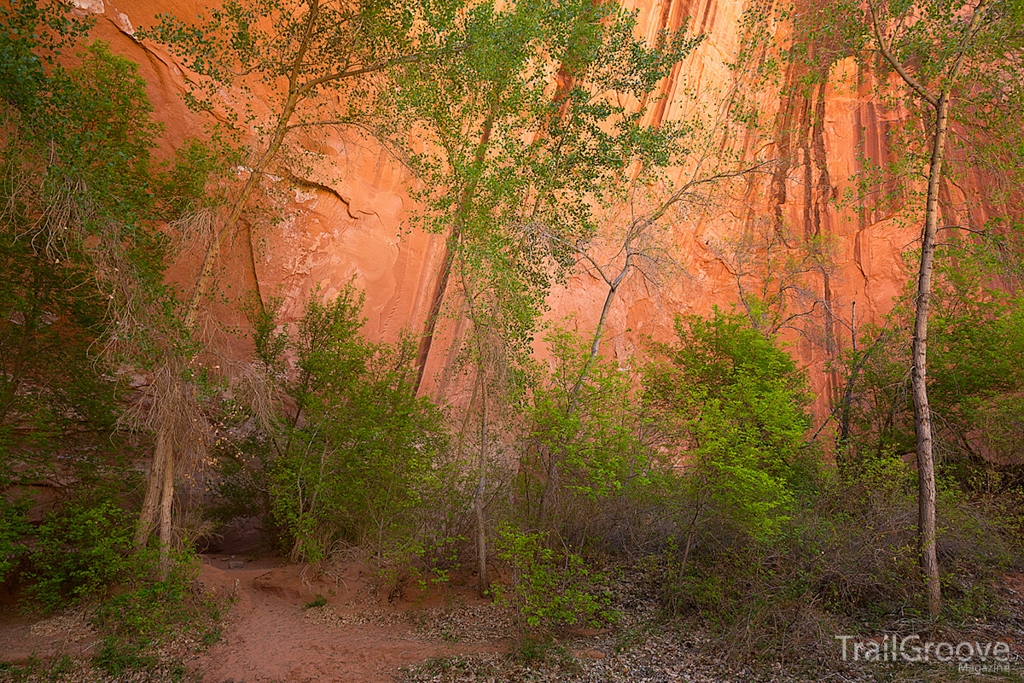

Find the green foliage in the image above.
[
  {"left": 649, "top": 310, "right": 1021, "bottom": 660},
  {"left": 92, "top": 556, "right": 222, "bottom": 676},
  {"left": 262, "top": 287, "right": 451, "bottom": 565},
  {"left": 0, "top": 0, "right": 217, "bottom": 430},
  {"left": 0, "top": 496, "right": 31, "bottom": 582},
  {"left": 645, "top": 309, "right": 816, "bottom": 542},
  {"left": 530, "top": 329, "right": 654, "bottom": 496},
  {"left": 494, "top": 524, "right": 615, "bottom": 636},
  {"left": 813, "top": 0, "right": 1024, "bottom": 215},
  {"left": 3, "top": 0, "right": 1022, "bottom": 672},
  {"left": 391, "top": 0, "right": 700, "bottom": 368},
  {"left": 928, "top": 241, "right": 1024, "bottom": 487},
  {"left": 0, "top": 15, "right": 155, "bottom": 460},
  {"left": 26, "top": 497, "right": 135, "bottom": 613},
  {"left": 841, "top": 234, "right": 1024, "bottom": 492},
  {"left": 302, "top": 594, "right": 327, "bottom": 609},
  {"left": 139, "top": 0, "right": 465, "bottom": 238},
  {"left": 517, "top": 327, "right": 669, "bottom": 551},
  {"left": 0, "top": 0, "right": 221, "bottom": 623},
  {"left": 142, "top": 0, "right": 458, "bottom": 120}
]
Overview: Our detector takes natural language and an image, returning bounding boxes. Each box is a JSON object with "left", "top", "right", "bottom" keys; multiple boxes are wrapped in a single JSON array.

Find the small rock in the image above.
[{"left": 229, "top": 561, "right": 244, "bottom": 569}]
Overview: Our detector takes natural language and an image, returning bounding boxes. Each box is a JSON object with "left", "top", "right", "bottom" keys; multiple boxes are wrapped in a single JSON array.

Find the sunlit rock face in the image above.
[{"left": 83, "top": 0, "right": 944, "bottom": 414}]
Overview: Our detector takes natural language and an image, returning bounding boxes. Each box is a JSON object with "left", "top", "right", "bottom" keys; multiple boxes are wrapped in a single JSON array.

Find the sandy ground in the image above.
[
  {"left": 3, "top": 560, "right": 1023, "bottom": 683},
  {"left": 187, "top": 559, "right": 509, "bottom": 683},
  {"left": 0, "top": 556, "right": 513, "bottom": 683}
]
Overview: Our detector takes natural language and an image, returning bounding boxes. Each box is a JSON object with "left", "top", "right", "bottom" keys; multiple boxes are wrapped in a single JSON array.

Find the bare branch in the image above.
[{"left": 867, "top": 0, "right": 940, "bottom": 108}]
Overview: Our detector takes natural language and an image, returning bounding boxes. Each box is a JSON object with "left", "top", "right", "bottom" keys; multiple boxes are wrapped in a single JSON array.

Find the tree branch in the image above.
[{"left": 867, "top": 0, "right": 940, "bottom": 108}]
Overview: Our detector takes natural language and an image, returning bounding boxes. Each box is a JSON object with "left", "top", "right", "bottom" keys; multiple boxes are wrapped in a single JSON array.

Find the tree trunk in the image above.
[
  {"left": 414, "top": 110, "right": 497, "bottom": 393},
  {"left": 474, "top": 371, "right": 490, "bottom": 597},
  {"left": 912, "top": 94, "right": 949, "bottom": 619},
  {"left": 837, "top": 302, "right": 859, "bottom": 466},
  {"left": 158, "top": 442, "right": 176, "bottom": 578},
  {"left": 134, "top": 426, "right": 169, "bottom": 550},
  {"left": 414, "top": 228, "right": 459, "bottom": 392},
  {"left": 568, "top": 274, "right": 620, "bottom": 407},
  {"left": 135, "top": 1, "right": 338, "bottom": 557}
]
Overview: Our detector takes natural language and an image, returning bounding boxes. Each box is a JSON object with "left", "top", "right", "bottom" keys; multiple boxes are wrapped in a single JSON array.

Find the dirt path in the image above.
[
  {"left": 4, "top": 563, "right": 1023, "bottom": 682},
  {"left": 189, "top": 559, "right": 509, "bottom": 683}
]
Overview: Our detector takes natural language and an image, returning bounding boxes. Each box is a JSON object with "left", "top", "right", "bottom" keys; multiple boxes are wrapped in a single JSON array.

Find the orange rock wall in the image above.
[{"left": 75, "top": 0, "right": 928, "bottom": 415}]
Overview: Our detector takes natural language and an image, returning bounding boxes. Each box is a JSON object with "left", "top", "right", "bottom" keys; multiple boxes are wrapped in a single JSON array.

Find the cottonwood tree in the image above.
[
  {"left": 556, "top": 160, "right": 776, "bottom": 406},
  {"left": 145, "top": 0, "right": 463, "bottom": 324},
  {"left": 391, "top": 0, "right": 698, "bottom": 593},
  {"left": 1, "top": 0, "right": 219, "bottom": 575},
  {"left": 395, "top": 0, "right": 698, "bottom": 392},
  {"left": 133, "top": 0, "right": 464, "bottom": 560},
  {"left": 523, "top": 85, "right": 776, "bottom": 527},
  {"left": 859, "top": 0, "right": 1024, "bottom": 617}
]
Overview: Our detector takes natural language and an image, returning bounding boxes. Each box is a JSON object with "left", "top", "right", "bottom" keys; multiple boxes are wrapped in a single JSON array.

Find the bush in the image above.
[
  {"left": 839, "top": 236, "right": 1024, "bottom": 494},
  {"left": 26, "top": 497, "right": 136, "bottom": 614},
  {"left": 658, "top": 448, "right": 1021, "bottom": 662},
  {"left": 517, "top": 327, "right": 669, "bottom": 552},
  {"left": 0, "top": 496, "right": 30, "bottom": 583},
  {"left": 260, "top": 288, "right": 453, "bottom": 568},
  {"left": 645, "top": 311, "right": 1013, "bottom": 661},
  {"left": 494, "top": 524, "right": 615, "bottom": 638},
  {"left": 92, "top": 555, "right": 221, "bottom": 676},
  {"left": 644, "top": 309, "right": 818, "bottom": 566}
]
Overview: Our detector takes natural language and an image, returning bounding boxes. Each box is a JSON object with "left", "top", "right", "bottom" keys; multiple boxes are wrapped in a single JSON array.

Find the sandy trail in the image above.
[{"left": 190, "top": 559, "right": 507, "bottom": 683}]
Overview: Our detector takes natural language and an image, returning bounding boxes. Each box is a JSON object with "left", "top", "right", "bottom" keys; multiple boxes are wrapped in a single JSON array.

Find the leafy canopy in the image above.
[{"left": 645, "top": 309, "right": 817, "bottom": 539}]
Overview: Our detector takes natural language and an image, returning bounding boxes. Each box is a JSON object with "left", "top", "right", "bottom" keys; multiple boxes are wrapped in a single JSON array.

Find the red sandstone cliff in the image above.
[{"left": 68, "top": 0, "right": 935, "bottom": 416}]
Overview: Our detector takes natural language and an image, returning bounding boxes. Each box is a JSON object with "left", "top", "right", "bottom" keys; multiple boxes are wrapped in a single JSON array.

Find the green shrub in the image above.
[
  {"left": 263, "top": 288, "right": 452, "bottom": 567},
  {"left": 26, "top": 497, "right": 136, "bottom": 613},
  {"left": 92, "top": 555, "right": 221, "bottom": 676},
  {"left": 644, "top": 309, "right": 818, "bottom": 561},
  {"left": 658, "top": 448, "right": 1020, "bottom": 662},
  {"left": 840, "top": 235, "right": 1024, "bottom": 495},
  {"left": 0, "top": 496, "right": 30, "bottom": 583},
  {"left": 518, "top": 327, "right": 672, "bottom": 552},
  {"left": 494, "top": 524, "right": 615, "bottom": 637}
]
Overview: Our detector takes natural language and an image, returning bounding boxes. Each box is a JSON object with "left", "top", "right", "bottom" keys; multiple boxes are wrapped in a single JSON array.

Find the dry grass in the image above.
[
  {"left": 28, "top": 607, "right": 97, "bottom": 644},
  {"left": 167, "top": 208, "right": 214, "bottom": 252},
  {"left": 231, "top": 359, "right": 282, "bottom": 437},
  {"left": 32, "top": 160, "right": 89, "bottom": 263},
  {"left": 119, "top": 359, "right": 212, "bottom": 475}
]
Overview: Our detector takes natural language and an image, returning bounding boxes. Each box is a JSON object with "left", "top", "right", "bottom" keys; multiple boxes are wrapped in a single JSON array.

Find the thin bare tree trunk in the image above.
[
  {"left": 158, "top": 443, "right": 176, "bottom": 578},
  {"left": 679, "top": 493, "right": 704, "bottom": 573},
  {"left": 474, "top": 370, "right": 489, "bottom": 597},
  {"left": 912, "top": 94, "right": 949, "bottom": 619},
  {"left": 414, "top": 110, "right": 497, "bottom": 393},
  {"left": 867, "top": 0, "right": 988, "bottom": 619},
  {"left": 134, "top": 426, "right": 169, "bottom": 550},
  {"left": 414, "top": 230, "right": 459, "bottom": 392},
  {"left": 567, "top": 254, "right": 632, "bottom": 408},
  {"left": 529, "top": 254, "right": 633, "bottom": 523},
  {"left": 134, "top": 99, "right": 291, "bottom": 557}
]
